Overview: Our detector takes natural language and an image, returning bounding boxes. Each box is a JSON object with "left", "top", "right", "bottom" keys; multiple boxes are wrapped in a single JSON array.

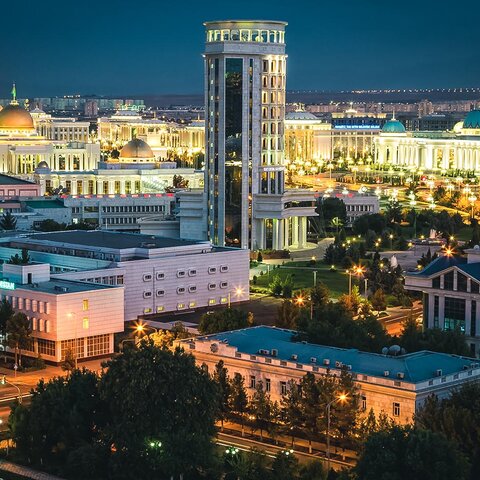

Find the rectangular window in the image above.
[
  {"left": 472, "top": 281, "right": 480, "bottom": 294},
  {"left": 434, "top": 295, "right": 439, "bottom": 328},
  {"left": 471, "top": 300, "right": 477, "bottom": 336},
  {"left": 156, "top": 305, "right": 164, "bottom": 313},
  {"left": 87, "top": 334, "right": 110, "bottom": 357},
  {"left": 38, "top": 339, "right": 55, "bottom": 357},
  {"left": 444, "top": 297, "right": 466, "bottom": 331},
  {"left": 280, "top": 381, "right": 287, "bottom": 395},
  {"left": 82, "top": 299, "right": 89, "bottom": 311},
  {"left": 444, "top": 271, "right": 454, "bottom": 290},
  {"left": 393, "top": 402, "right": 401, "bottom": 417},
  {"left": 156, "top": 272, "right": 165, "bottom": 280},
  {"left": 209, "top": 298, "right": 216, "bottom": 305},
  {"left": 143, "top": 274, "right": 152, "bottom": 282},
  {"left": 361, "top": 395, "right": 367, "bottom": 411},
  {"left": 82, "top": 317, "right": 89, "bottom": 329},
  {"left": 61, "top": 338, "right": 85, "bottom": 360},
  {"left": 432, "top": 276, "right": 440, "bottom": 289},
  {"left": 265, "top": 378, "right": 271, "bottom": 392},
  {"left": 250, "top": 375, "right": 256, "bottom": 389},
  {"left": 457, "top": 273, "right": 468, "bottom": 292}
]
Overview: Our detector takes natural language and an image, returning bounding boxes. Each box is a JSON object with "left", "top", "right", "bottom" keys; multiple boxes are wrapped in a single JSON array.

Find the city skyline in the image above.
[{"left": 2, "top": 0, "right": 479, "bottom": 97}]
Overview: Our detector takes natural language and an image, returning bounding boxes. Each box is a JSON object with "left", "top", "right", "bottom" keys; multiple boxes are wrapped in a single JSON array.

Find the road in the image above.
[
  {"left": 217, "top": 432, "right": 353, "bottom": 471},
  {"left": 380, "top": 302, "right": 423, "bottom": 336}
]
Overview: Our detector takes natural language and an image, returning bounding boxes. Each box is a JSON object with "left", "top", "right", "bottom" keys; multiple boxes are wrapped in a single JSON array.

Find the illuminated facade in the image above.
[
  {"left": 0, "top": 98, "right": 100, "bottom": 176},
  {"left": 97, "top": 110, "right": 204, "bottom": 162},
  {"left": 203, "top": 20, "right": 315, "bottom": 250},
  {"left": 375, "top": 111, "right": 480, "bottom": 171}
]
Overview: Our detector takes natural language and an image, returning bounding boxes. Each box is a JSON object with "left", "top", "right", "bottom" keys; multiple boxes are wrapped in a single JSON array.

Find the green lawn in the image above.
[{"left": 253, "top": 263, "right": 350, "bottom": 298}]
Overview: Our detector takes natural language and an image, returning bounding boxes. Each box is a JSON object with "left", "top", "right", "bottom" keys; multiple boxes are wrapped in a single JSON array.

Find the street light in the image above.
[
  {"left": 228, "top": 287, "right": 244, "bottom": 308},
  {"left": 326, "top": 393, "right": 348, "bottom": 471},
  {"left": 1, "top": 375, "right": 22, "bottom": 404}
]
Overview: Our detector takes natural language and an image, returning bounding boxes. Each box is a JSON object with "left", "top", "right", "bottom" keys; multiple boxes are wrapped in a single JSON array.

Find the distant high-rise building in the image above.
[{"left": 203, "top": 20, "right": 315, "bottom": 250}]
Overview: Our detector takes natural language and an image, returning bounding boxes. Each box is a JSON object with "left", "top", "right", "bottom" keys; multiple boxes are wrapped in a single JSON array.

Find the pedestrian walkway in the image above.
[{"left": 0, "top": 459, "right": 65, "bottom": 480}]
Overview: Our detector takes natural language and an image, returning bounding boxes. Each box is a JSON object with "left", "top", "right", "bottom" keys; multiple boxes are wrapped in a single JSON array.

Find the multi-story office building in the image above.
[
  {"left": 30, "top": 108, "right": 90, "bottom": 142},
  {"left": 179, "top": 326, "right": 480, "bottom": 424},
  {"left": 202, "top": 20, "right": 315, "bottom": 250},
  {"left": 0, "top": 262, "right": 124, "bottom": 363},
  {"left": 405, "top": 248, "right": 480, "bottom": 357},
  {"left": 0, "top": 231, "right": 249, "bottom": 322},
  {"left": 64, "top": 193, "right": 176, "bottom": 231}
]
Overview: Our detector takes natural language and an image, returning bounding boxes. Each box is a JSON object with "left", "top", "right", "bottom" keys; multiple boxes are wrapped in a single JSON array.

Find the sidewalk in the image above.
[
  {"left": 0, "top": 459, "right": 65, "bottom": 480},
  {"left": 219, "top": 420, "right": 357, "bottom": 465}
]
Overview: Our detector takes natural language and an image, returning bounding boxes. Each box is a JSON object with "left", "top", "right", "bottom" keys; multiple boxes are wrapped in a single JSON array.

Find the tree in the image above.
[
  {"left": 280, "top": 379, "right": 303, "bottom": 447},
  {"left": 269, "top": 274, "right": 283, "bottom": 296},
  {"left": 310, "top": 282, "right": 331, "bottom": 310},
  {"left": 34, "top": 219, "right": 67, "bottom": 232},
  {"left": 8, "top": 248, "right": 30, "bottom": 265},
  {"left": 355, "top": 426, "right": 469, "bottom": 480},
  {"left": 299, "top": 372, "right": 321, "bottom": 453},
  {"left": 276, "top": 300, "right": 300, "bottom": 329},
  {"left": 9, "top": 369, "right": 106, "bottom": 477},
  {"left": 224, "top": 448, "right": 269, "bottom": 480},
  {"left": 0, "top": 299, "right": 13, "bottom": 361},
  {"left": 7, "top": 312, "right": 32, "bottom": 367},
  {"left": 198, "top": 308, "right": 253, "bottom": 334},
  {"left": 100, "top": 342, "right": 219, "bottom": 479},
  {"left": 370, "top": 288, "right": 386, "bottom": 311},
  {"left": 299, "top": 460, "right": 327, "bottom": 480},
  {"left": 229, "top": 373, "right": 249, "bottom": 437},
  {"left": 416, "top": 382, "right": 480, "bottom": 478},
  {"left": 0, "top": 211, "right": 17, "bottom": 231},
  {"left": 213, "top": 360, "right": 231, "bottom": 431},
  {"left": 257, "top": 251, "right": 263, "bottom": 262},
  {"left": 172, "top": 174, "right": 189, "bottom": 189},
  {"left": 270, "top": 450, "right": 300, "bottom": 480},
  {"left": 318, "top": 197, "right": 347, "bottom": 229},
  {"left": 61, "top": 347, "right": 76, "bottom": 374},
  {"left": 249, "top": 380, "right": 274, "bottom": 441},
  {"left": 331, "top": 217, "right": 343, "bottom": 235},
  {"left": 148, "top": 322, "right": 191, "bottom": 348}
]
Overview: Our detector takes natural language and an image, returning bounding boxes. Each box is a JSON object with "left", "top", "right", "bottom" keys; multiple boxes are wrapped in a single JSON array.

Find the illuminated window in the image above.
[
  {"left": 156, "top": 305, "right": 164, "bottom": 313},
  {"left": 189, "top": 301, "right": 196, "bottom": 308},
  {"left": 393, "top": 402, "right": 401, "bottom": 417},
  {"left": 82, "top": 299, "right": 89, "bottom": 311},
  {"left": 208, "top": 298, "right": 216, "bottom": 306},
  {"left": 83, "top": 317, "right": 89, "bottom": 329},
  {"left": 177, "top": 303, "right": 186, "bottom": 310},
  {"left": 220, "top": 297, "right": 228, "bottom": 304}
]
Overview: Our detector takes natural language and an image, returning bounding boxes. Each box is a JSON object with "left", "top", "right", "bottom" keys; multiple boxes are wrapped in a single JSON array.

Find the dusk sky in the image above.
[{"left": 2, "top": 0, "right": 479, "bottom": 97}]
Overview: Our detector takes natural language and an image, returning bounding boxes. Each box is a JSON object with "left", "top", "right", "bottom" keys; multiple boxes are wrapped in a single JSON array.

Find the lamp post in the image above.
[
  {"left": 228, "top": 287, "right": 244, "bottom": 308},
  {"left": 1, "top": 375, "right": 22, "bottom": 404},
  {"left": 67, "top": 312, "right": 78, "bottom": 369},
  {"left": 326, "top": 393, "right": 348, "bottom": 472}
]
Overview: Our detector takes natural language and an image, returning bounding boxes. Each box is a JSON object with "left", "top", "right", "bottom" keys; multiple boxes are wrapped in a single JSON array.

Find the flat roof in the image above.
[
  {"left": 9, "top": 278, "right": 118, "bottom": 295},
  {"left": 0, "top": 174, "right": 36, "bottom": 186},
  {"left": 24, "top": 200, "right": 67, "bottom": 209},
  {"left": 26, "top": 230, "right": 205, "bottom": 250},
  {"left": 199, "top": 326, "right": 476, "bottom": 383}
]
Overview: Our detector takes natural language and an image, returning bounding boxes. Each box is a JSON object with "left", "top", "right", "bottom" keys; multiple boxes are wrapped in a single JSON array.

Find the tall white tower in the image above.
[{"left": 204, "top": 20, "right": 315, "bottom": 251}]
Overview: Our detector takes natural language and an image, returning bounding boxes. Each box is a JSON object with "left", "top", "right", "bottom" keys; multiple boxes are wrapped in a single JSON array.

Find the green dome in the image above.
[
  {"left": 463, "top": 110, "right": 480, "bottom": 129},
  {"left": 382, "top": 119, "right": 406, "bottom": 133}
]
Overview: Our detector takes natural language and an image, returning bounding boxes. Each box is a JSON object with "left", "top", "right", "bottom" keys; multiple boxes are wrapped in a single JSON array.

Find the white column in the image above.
[
  {"left": 466, "top": 300, "right": 472, "bottom": 336},
  {"left": 298, "top": 217, "right": 306, "bottom": 249},
  {"left": 292, "top": 216, "right": 299, "bottom": 246}
]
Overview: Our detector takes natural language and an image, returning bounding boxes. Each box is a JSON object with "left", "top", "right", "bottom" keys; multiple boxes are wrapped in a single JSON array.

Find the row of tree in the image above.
[
  {"left": 214, "top": 361, "right": 359, "bottom": 453},
  {"left": 275, "top": 282, "right": 469, "bottom": 356}
]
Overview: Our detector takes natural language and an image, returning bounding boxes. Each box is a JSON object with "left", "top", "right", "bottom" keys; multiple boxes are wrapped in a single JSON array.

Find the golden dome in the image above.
[
  {"left": 0, "top": 104, "right": 35, "bottom": 130},
  {"left": 119, "top": 138, "right": 154, "bottom": 159}
]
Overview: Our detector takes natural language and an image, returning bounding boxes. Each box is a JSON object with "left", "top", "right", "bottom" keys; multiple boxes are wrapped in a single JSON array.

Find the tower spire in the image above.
[{"left": 10, "top": 83, "right": 17, "bottom": 105}]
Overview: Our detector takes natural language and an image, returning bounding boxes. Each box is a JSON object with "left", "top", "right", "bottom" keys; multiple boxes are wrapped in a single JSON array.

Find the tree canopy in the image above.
[{"left": 198, "top": 308, "right": 254, "bottom": 334}]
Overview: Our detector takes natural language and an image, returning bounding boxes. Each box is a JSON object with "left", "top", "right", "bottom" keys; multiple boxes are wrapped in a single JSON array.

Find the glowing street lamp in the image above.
[{"left": 326, "top": 393, "right": 349, "bottom": 471}]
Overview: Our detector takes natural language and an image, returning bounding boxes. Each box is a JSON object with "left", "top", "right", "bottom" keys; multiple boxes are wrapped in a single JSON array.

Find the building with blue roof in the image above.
[
  {"left": 405, "top": 248, "right": 480, "bottom": 357},
  {"left": 180, "top": 325, "right": 480, "bottom": 425},
  {"left": 374, "top": 110, "right": 480, "bottom": 170}
]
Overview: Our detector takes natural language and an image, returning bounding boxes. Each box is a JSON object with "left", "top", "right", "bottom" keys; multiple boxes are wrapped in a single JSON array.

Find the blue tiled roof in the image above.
[
  {"left": 412, "top": 256, "right": 466, "bottom": 277},
  {"left": 203, "top": 326, "right": 476, "bottom": 384},
  {"left": 463, "top": 110, "right": 480, "bottom": 129},
  {"left": 382, "top": 119, "right": 406, "bottom": 133},
  {"left": 410, "top": 255, "right": 480, "bottom": 282}
]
